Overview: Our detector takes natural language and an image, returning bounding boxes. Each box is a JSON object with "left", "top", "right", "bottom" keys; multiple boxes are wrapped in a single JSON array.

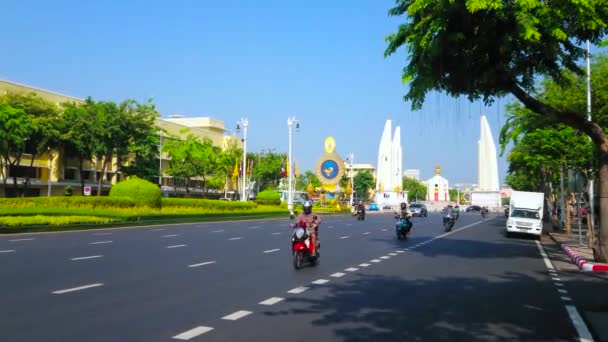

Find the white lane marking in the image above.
[
  {"left": 312, "top": 279, "right": 329, "bottom": 285},
  {"left": 70, "top": 255, "right": 103, "bottom": 261},
  {"left": 152, "top": 228, "right": 165, "bottom": 231},
  {"left": 249, "top": 226, "right": 261, "bottom": 229},
  {"left": 52, "top": 283, "right": 103, "bottom": 294},
  {"left": 172, "top": 326, "right": 214, "bottom": 340},
  {"left": 346, "top": 223, "right": 353, "bottom": 226},
  {"left": 222, "top": 310, "right": 253, "bottom": 321},
  {"left": 536, "top": 241, "right": 594, "bottom": 342},
  {"left": 552, "top": 277, "right": 561, "bottom": 281},
  {"left": 263, "top": 249, "right": 280, "bottom": 254},
  {"left": 370, "top": 259, "right": 381, "bottom": 263},
  {"left": 331, "top": 272, "right": 345, "bottom": 278},
  {"left": 565, "top": 305, "right": 594, "bottom": 342},
  {"left": 89, "top": 241, "right": 113, "bottom": 245},
  {"left": 167, "top": 245, "right": 187, "bottom": 249},
  {"left": 555, "top": 283, "right": 564, "bottom": 287},
  {"left": 211, "top": 229, "right": 224, "bottom": 233},
  {"left": 396, "top": 250, "right": 405, "bottom": 253},
  {"left": 272, "top": 232, "right": 281, "bottom": 235},
  {"left": 188, "top": 261, "right": 216, "bottom": 268},
  {"left": 380, "top": 256, "right": 390, "bottom": 259},
  {"left": 562, "top": 296, "right": 573, "bottom": 301},
  {"left": 93, "top": 232, "right": 112, "bottom": 236},
  {"left": 345, "top": 267, "right": 359, "bottom": 272},
  {"left": 363, "top": 232, "right": 371, "bottom": 235},
  {"left": 340, "top": 236, "right": 350, "bottom": 239},
  {"left": 0, "top": 250, "right": 15, "bottom": 253},
  {"left": 328, "top": 225, "right": 334, "bottom": 228},
  {"left": 162, "top": 234, "right": 179, "bottom": 238},
  {"left": 359, "top": 263, "right": 371, "bottom": 267},
  {"left": 381, "top": 229, "right": 388, "bottom": 231},
  {"left": 287, "top": 286, "right": 309, "bottom": 294},
  {"left": 389, "top": 253, "right": 398, "bottom": 256},
  {"left": 228, "top": 237, "right": 243, "bottom": 240},
  {"left": 259, "top": 297, "right": 284, "bottom": 305},
  {"left": 9, "top": 238, "right": 34, "bottom": 242}
]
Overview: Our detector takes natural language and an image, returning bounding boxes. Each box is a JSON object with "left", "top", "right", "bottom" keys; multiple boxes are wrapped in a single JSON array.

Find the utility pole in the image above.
[
  {"left": 236, "top": 118, "right": 248, "bottom": 202},
  {"left": 287, "top": 116, "right": 299, "bottom": 215}
]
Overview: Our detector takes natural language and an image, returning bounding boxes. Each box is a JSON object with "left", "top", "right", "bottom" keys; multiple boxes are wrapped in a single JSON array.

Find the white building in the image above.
[
  {"left": 425, "top": 165, "right": 449, "bottom": 203},
  {"left": 404, "top": 169, "right": 420, "bottom": 180}
]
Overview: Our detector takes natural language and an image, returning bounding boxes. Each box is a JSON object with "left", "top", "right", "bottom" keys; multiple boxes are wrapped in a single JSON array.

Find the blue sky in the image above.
[{"left": 2, "top": 0, "right": 525, "bottom": 183}]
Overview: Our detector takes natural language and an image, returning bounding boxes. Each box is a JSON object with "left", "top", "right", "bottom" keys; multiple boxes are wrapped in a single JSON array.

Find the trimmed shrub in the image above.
[
  {"left": 109, "top": 176, "right": 162, "bottom": 208},
  {"left": 0, "top": 215, "right": 114, "bottom": 227},
  {"left": 256, "top": 190, "right": 281, "bottom": 205},
  {"left": 162, "top": 198, "right": 257, "bottom": 210},
  {"left": 0, "top": 196, "right": 135, "bottom": 209}
]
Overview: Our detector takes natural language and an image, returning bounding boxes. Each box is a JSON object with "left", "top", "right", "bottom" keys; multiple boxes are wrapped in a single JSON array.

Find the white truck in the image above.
[{"left": 506, "top": 190, "right": 544, "bottom": 238}]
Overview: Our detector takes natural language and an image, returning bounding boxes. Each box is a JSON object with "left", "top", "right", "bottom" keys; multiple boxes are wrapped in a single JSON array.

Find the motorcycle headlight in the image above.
[{"left": 294, "top": 228, "right": 305, "bottom": 239}]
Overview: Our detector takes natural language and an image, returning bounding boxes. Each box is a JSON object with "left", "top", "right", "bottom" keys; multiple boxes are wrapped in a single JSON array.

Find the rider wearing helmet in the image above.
[
  {"left": 398, "top": 202, "right": 411, "bottom": 219},
  {"left": 295, "top": 200, "right": 321, "bottom": 256}
]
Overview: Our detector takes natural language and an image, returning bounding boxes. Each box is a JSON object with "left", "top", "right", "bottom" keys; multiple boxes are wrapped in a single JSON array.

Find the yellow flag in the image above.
[
  {"left": 295, "top": 162, "right": 299, "bottom": 178},
  {"left": 286, "top": 159, "right": 290, "bottom": 177},
  {"left": 232, "top": 159, "right": 239, "bottom": 182}
]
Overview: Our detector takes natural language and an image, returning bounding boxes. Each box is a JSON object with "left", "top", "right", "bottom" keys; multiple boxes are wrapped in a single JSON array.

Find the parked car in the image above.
[
  {"left": 368, "top": 203, "right": 379, "bottom": 211},
  {"left": 409, "top": 203, "right": 428, "bottom": 217},
  {"left": 466, "top": 205, "right": 482, "bottom": 212}
]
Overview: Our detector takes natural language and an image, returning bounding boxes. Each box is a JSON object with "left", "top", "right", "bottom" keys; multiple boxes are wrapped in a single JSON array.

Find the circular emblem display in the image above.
[
  {"left": 316, "top": 153, "right": 344, "bottom": 185},
  {"left": 324, "top": 136, "right": 336, "bottom": 154}
]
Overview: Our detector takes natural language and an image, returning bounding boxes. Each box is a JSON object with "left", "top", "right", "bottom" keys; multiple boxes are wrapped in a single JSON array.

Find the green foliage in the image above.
[
  {"left": 384, "top": 0, "right": 608, "bottom": 109},
  {"left": 0, "top": 215, "right": 114, "bottom": 227},
  {"left": 256, "top": 189, "right": 281, "bottom": 205},
  {"left": 0, "top": 196, "right": 135, "bottom": 209},
  {"left": 64, "top": 185, "right": 73, "bottom": 196},
  {"left": 354, "top": 171, "right": 375, "bottom": 200},
  {"left": 109, "top": 176, "right": 162, "bottom": 208},
  {"left": 402, "top": 177, "right": 427, "bottom": 201},
  {"left": 250, "top": 151, "right": 286, "bottom": 191},
  {"left": 502, "top": 197, "right": 510, "bottom": 206},
  {"left": 164, "top": 134, "right": 218, "bottom": 192},
  {"left": 162, "top": 198, "right": 257, "bottom": 210}
]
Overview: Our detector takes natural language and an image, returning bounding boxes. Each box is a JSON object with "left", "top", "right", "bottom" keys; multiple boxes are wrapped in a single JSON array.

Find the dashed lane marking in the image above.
[
  {"left": 52, "top": 283, "right": 103, "bottom": 294},
  {"left": 93, "top": 232, "right": 112, "bottom": 236},
  {"left": 358, "top": 263, "right": 371, "bottom": 267},
  {"left": 272, "top": 232, "right": 281, "bottom": 235},
  {"left": 211, "top": 230, "right": 224, "bottom": 233},
  {"left": 380, "top": 256, "right": 390, "bottom": 259},
  {"left": 263, "top": 249, "right": 280, "bottom": 254},
  {"left": 167, "top": 245, "right": 187, "bottom": 249},
  {"left": 188, "top": 261, "right": 216, "bottom": 268},
  {"left": 89, "top": 241, "right": 113, "bottom": 245},
  {"left": 229, "top": 237, "right": 243, "bottom": 240},
  {"left": 249, "top": 226, "right": 261, "bottom": 229},
  {"left": 363, "top": 232, "right": 371, "bottom": 235},
  {"left": 259, "top": 297, "right": 284, "bottom": 305},
  {"left": 389, "top": 253, "right": 398, "bottom": 256},
  {"left": 345, "top": 267, "right": 359, "bottom": 272},
  {"left": 9, "top": 238, "right": 34, "bottom": 242},
  {"left": 312, "top": 279, "right": 329, "bottom": 285},
  {"left": 340, "top": 236, "right": 350, "bottom": 239},
  {"left": 222, "top": 310, "right": 252, "bottom": 321},
  {"left": 162, "top": 234, "right": 179, "bottom": 238},
  {"left": 331, "top": 272, "right": 345, "bottom": 278},
  {"left": 172, "top": 326, "right": 214, "bottom": 340},
  {"left": 287, "top": 286, "right": 309, "bottom": 294},
  {"left": 370, "top": 259, "right": 381, "bottom": 263},
  {"left": 0, "top": 250, "right": 15, "bottom": 253},
  {"left": 561, "top": 296, "right": 572, "bottom": 301},
  {"left": 71, "top": 255, "right": 103, "bottom": 261}
]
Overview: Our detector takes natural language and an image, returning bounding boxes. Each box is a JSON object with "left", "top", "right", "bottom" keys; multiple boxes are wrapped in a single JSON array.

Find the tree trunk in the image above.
[
  {"left": 22, "top": 153, "right": 37, "bottom": 196},
  {"left": 79, "top": 157, "right": 85, "bottom": 196},
  {"left": 97, "top": 158, "right": 109, "bottom": 196},
  {"left": 566, "top": 193, "right": 572, "bottom": 235},
  {"left": 595, "top": 156, "right": 608, "bottom": 262}
]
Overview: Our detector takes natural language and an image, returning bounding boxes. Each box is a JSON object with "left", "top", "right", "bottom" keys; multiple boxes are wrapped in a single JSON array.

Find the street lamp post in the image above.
[
  {"left": 347, "top": 153, "right": 354, "bottom": 206},
  {"left": 586, "top": 40, "right": 595, "bottom": 237},
  {"left": 158, "top": 131, "right": 163, "bottom": 186},
  {"left": 287, "top": 116, "right": 299, "bottom": 214},
  {"left": 236, "top": 118, "right": 249, "bottom": 202}
]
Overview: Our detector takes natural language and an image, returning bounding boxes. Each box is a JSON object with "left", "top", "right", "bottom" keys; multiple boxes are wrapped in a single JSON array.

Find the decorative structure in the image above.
[
  {"left": 472, "top": 115, "right": 501, "bottom": 208},
  {"left": 425, "top": 165, "right": 449, "bottom": 202},
  {"left": 374, "top": 120, "right": 406, "bottom": 208},
  {"left": 316, "top": 136, "right": 345, "bottom": 197}
]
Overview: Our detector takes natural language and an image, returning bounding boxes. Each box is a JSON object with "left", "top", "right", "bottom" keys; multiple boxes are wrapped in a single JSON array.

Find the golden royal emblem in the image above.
[{"left": 324, "top": 136, "right": 336, "bottom": 154}]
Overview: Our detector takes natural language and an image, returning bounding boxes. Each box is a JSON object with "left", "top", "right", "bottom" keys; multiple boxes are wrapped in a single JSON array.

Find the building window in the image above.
[{"left": 65, "top": 168, "right": 77, "bottom": 180}]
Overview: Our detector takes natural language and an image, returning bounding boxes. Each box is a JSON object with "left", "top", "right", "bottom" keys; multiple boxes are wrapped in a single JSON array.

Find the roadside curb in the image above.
[{"left": 561, "top": 244, "right": 608, "bottom": 272}]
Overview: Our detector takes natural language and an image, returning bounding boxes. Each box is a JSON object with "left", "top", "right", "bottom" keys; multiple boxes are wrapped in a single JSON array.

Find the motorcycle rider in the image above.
[
  {"left": 443, "top": 204, "right": 455, "bottom": 225},
  {"left": 396, "top": 202, "right": 412, "bottom": 228},
  {"left": 293, "top": 200, "right": 321, "bottom": 256},
  {"left": 357, "top": 201, "right": 366, "bottom": 216},
  {"left": 454, "top": 204, "right": 461, "bottom": 219}
]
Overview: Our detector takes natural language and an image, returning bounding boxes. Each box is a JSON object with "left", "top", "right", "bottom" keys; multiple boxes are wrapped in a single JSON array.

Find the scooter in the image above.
[
  {"left": 356, "top": 208, "right": 365, "bottom": 221},
  {"left": 395, "top": 215, "right": 412, "bottom": 240},
  {"left": 291, "top": 218, "right": 320, "bottom": 270},
  {"left": 443, "top": 214, "right": 455, "bottom": 232}
]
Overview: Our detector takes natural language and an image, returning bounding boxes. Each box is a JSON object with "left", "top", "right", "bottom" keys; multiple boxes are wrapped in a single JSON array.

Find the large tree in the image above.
[
  {"left": 0, "top": 103, "right": 33, "bottom": 195},
  {"left": 402, "top": 176, "right": 427, "bottom": 202},
  {"left": 250, "top": 151, "right": 286, "bottom": 191},
  {"left": 354, "top": 171, "right": 375, "bottom": 200},
  {"left": 385, "top": 0, "right": 608, "bottom": 261},
  {"left": 164, "top": 134, "right": 217, "bottom": 194}
]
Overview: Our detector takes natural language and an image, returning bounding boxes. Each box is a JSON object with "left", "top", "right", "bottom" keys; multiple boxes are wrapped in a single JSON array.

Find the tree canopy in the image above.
[
  {"left": 402, "top": 177, "right": 427, "bottom": 202},
  {"left": 354, "top": 171, "right": 375, "bottom": 200}
]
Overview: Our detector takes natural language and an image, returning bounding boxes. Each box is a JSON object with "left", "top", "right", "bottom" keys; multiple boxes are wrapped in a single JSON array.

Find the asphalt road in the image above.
[{"left": 0, "top": 212, "right": 589, "bottom": 341}]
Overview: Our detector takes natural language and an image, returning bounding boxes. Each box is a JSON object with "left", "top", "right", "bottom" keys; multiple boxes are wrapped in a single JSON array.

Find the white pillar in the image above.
[
  {"left": 586, "top": 39, "right": 595, "bottom": 233},
  {"left": 287, "top": 116, "right": 297, "bottom": 213},
  {"left": 237, "top": 118, "right": 248, "bottom": 202}
]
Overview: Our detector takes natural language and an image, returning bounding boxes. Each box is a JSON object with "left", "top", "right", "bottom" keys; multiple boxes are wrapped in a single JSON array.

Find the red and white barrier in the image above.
[{"left": 561, "top": 244, "right": 608, "bottom": 272}]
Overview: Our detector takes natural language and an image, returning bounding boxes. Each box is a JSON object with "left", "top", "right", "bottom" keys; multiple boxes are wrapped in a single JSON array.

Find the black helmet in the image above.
[
  {"left": 400, "top": 202, "right": 407, "bottom": 210},
  {"left": 303, "top": 200, "right": 313, "bottom": 215}
]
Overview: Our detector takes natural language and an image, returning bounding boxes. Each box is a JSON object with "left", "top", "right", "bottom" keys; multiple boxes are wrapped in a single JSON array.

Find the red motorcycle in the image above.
[{"left": 290, "top": 217, "right": 320, "bottom": 269}]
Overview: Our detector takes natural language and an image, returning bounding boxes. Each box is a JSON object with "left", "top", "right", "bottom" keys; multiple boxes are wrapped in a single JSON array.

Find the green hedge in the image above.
[
  {"left": 110, "top": 176, "right": 162, "bottom": 208},
  {"left": 256, "top": 189, "right": 281, "bottom": 205},
  {"left": 0, "top": 196, "right": 135, "bottom": 209},
  {"left": 0, "top": 215, "right": 114, "bottom": 227},
  {"left": 162, "top": 198, "right": 257, "bottom": 210}
]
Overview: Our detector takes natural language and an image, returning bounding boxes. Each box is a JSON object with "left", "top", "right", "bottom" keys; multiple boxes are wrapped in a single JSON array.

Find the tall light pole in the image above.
[
  {"left": 236, "top": 118, "right": 248, "bottom": 202},
  {"left": 158, "top": 131, "right": 163, "bottom": 186},
  {"left": 347, "top": 153, "right": 354, "bottom": 206},
  {"left": 586, "top": 39, "right": 595, "bottom": 236},
  {"left": 287, "top": 116, "right": 299, "bottom": 214}
]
